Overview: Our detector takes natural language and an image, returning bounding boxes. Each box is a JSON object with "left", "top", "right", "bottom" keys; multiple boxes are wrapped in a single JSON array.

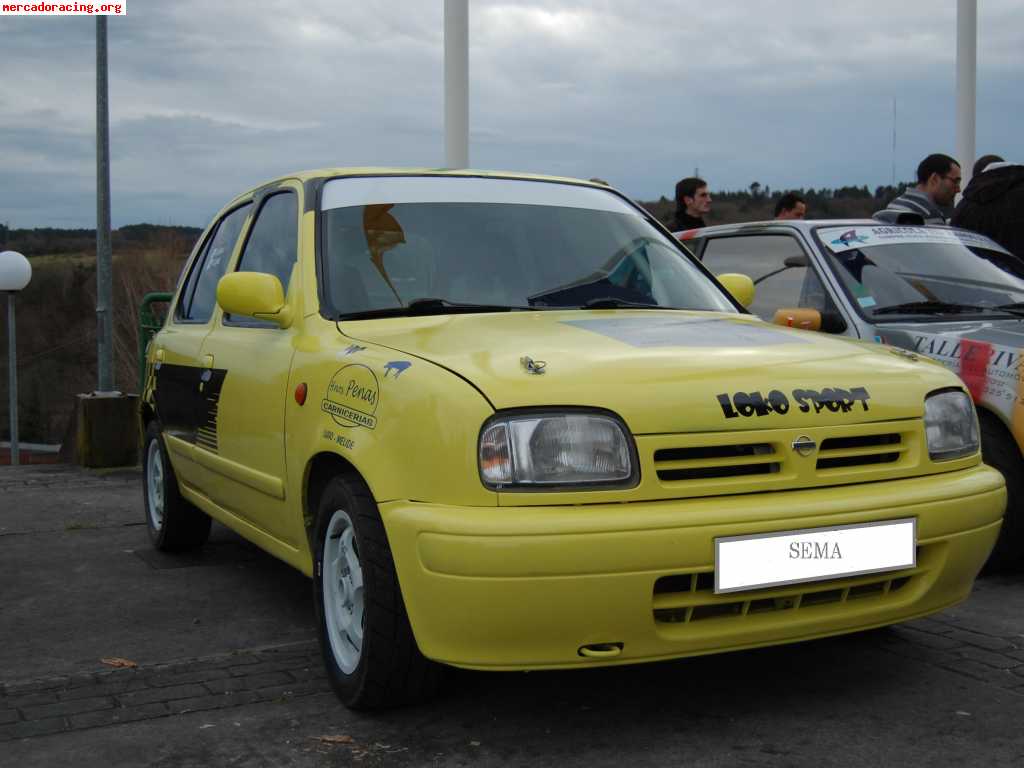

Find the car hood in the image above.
[
  {"left": 339, "top": 310, "right": 955, "bottom": 434},
  {"left": 878, "top": 318, "right": 1024, "bottom": 405},
  {"left": 878, "top": 317, "right": 1024, "bottom": 350}
]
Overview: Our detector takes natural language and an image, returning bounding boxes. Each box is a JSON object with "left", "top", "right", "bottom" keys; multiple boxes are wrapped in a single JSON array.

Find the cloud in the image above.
[{"left": 0, "top": 0, "right": 1021, "bottom": 227}]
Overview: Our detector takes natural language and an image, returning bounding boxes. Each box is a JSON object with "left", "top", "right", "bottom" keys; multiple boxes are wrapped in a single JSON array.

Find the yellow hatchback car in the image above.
[{"left": 141, "top": 169, "right": 1005, "bottom": 710}]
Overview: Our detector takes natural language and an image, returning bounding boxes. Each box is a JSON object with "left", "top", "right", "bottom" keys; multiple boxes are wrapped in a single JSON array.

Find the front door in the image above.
[{"left": 194, "top": 185, "right": 302, "bottom": 547}]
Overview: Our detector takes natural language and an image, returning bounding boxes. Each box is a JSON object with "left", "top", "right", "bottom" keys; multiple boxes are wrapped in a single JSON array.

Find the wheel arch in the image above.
[
  {"left": 303, "top": 451, "right": 371, "bottom": 551},
  {"left": 140, "top": 401, "right": 157, "bottom": 429},
  {"left": 976, "top": 405, "right": 1024, "bottom": 459}
]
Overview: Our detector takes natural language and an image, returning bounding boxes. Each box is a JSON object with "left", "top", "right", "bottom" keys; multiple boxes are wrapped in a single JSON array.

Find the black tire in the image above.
[
  {"left": 313, "top": 473, "right": 443, "bottom": 710},
  {"left": 142, "top": 420, "right": 211, "bottom": 552},
  {"left": 980, "top": 416, "right": 1024, "bottom": 571}
]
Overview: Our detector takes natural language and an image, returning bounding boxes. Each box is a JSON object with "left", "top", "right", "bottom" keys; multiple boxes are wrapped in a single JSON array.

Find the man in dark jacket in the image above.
[
  {"left": 670, "top": 177, "right": 711, "bottom": 231},
  {"left": 952, "top": 159, "right": 1024, "bottom": 259}
]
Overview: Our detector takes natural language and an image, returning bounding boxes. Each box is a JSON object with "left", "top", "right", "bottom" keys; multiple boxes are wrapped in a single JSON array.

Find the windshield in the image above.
[
  {"left": 815, "top": 225, "right": 1024, "bottom": 319},
  {"left": 319, "top": 177, "right": 735, "bottom": 318}
]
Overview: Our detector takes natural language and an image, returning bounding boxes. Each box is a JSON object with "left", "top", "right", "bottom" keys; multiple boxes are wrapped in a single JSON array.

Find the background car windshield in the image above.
[
  {"left": 320, "top": 180, "right": 734, "bottom": 316},
  {"left": 821, "top": 240, "right": 1024, "bottom": 316}
]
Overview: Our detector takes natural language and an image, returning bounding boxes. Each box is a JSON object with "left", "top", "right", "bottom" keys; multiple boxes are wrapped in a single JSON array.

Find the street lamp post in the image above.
[{"left": 0, "top": 250, "right": 32, "bottom": 466}]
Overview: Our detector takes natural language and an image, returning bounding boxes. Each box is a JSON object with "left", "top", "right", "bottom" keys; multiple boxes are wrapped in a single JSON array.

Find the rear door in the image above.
[{"left": 152, "top": 202, "right": 252, "bottom": 488}]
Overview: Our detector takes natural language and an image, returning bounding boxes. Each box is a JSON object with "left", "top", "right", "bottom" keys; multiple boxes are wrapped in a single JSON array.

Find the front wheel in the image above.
[
  {"left": 313, "top": 474, "right": 443, "bottom": 709},
  {"left": 143, "top": 420, "right": 211, "bottom": 552},
  {"left": 980, "top": 418, "right": 1023, "bottom": 571}
]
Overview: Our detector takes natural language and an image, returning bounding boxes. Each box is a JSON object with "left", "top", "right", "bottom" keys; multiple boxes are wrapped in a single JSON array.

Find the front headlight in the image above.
[
  {"left": 924, "top": 389, "right": 979, "bottom": 461},
  {"left": 479, "top": 411, "right": 637, "bottom": 490}
]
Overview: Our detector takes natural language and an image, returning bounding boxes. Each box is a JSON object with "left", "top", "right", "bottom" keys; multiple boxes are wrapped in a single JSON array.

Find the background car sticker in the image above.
[
  {"left": 819, "top": 226, "right": 1010, "bottom": 255},
  {"left": 910, "top": 331, "right": 1024, "bottom": 432}
]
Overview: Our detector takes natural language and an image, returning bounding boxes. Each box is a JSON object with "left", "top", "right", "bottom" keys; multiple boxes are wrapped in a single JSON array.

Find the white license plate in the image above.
[{"left": 715, "top": 518, "right": 916, "bottom": 594}]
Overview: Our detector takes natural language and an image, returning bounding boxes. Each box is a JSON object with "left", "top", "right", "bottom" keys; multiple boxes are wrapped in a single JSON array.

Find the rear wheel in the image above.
[
  {"left": 143, "top": 420, "right": 211, "bottom": 552},
  {"left": 313, "top": 473, "right": 443, "bottom": 709},
  {"left": 980, "top": 416, "right": 1023, "bottom": 571}
]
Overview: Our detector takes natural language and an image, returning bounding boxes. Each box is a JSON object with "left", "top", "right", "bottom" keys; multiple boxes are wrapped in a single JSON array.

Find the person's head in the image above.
[
  {"left": 774, "top": 192, "right": 807, "bottom": 220},
  {"left": 916, "top": 153, "right": 961, "bottom": 206},
  {"left": 676, "top": 177, "right": 711, "bottom": 217},
  {"left": 973, "top": 154, "right": 1004, "bottom": 178}
]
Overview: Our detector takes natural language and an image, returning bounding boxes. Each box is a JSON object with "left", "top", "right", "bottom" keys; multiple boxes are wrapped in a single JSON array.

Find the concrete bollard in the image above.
[{"left": 74, "top": 392, "right": 140, "bottom": 468}]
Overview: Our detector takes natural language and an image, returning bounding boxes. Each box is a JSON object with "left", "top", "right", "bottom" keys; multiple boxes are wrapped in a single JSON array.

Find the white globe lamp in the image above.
[{"left": 1, "top": 250, "right": 32, "bottom": 466}]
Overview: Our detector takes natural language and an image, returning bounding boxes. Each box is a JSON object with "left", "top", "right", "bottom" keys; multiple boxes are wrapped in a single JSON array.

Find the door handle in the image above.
[
  {"left": 201, "top": 354, "right": 214, "bottom": 368},
  {"left": 154, "top": 348, "right": 164, "bottom": 362}
]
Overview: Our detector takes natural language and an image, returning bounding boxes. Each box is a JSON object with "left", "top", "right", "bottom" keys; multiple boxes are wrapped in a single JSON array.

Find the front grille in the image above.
[
  {"left": 651, "top": 548, "right": 925, "bottom": 626},
  {"left": 646, "top": 422, "right": 920, "bottom": 495},
  {"left": 654, "top": 443, "right": 779, "bottom": 482},
  {"left": 816, "top": 433, "right": 902, "bottom": 470}
]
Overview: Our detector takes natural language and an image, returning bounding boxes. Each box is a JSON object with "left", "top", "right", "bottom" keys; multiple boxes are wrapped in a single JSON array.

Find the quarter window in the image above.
[
  {"left": 235, "top": 192, "right": 298, "bottom": 293},
  {"left": 177, "top": 204, "right": 251, "bottom": 322},
  {"left": 701, "top": 234, "right": 843, "bottom": 330}
]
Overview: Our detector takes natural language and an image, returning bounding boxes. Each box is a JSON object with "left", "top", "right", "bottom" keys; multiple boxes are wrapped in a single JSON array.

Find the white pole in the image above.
[
  {"left": 96, "top": 16, "right": 114, "bottom": 392},
  {"left": 7, "top": 293, "right": 18, "bottom": 466},
  {"left": 444, "top": 0, "right": 469, "bottom": 169},
  {"left": 955, "top": 0, "right": 977, "bottom": 188}
]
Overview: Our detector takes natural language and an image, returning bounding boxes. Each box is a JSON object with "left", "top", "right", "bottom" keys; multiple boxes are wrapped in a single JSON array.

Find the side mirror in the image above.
[
  {"left": 773, "top": 308, "right": 848, "bottom": 334},
  {"left": 783, "top": 254, "right": 809, "bottom": 268},
  {"left": 216, "top": 272, "right": 293, "bottom": 328},
  {"left": 773, "top": 308, "right": 821, "bottom": 331},
  {"left": 716, "top": 273, "right": 755, "bottom": 308},
  {"left": 873, "top": 209, "right": 925, "bottom": 226}
]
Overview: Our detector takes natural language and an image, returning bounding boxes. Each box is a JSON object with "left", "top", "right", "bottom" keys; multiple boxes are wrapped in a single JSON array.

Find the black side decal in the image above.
[
  {"left": 153, "top": 363, "right": 228, "bottom": 452},
  {"left": 195, "top": 369, "right": 227, "bottom": 453}
]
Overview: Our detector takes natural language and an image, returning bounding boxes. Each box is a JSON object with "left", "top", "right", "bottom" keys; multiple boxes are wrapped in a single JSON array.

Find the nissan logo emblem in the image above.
[{"left": 792, "top": 436, "right": 816, "bottom": 456}]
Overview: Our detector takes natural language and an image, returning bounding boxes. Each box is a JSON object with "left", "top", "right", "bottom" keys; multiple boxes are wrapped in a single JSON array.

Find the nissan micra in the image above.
[{"left": 141, "top": 169, "right": 1005, "bottom": 710}]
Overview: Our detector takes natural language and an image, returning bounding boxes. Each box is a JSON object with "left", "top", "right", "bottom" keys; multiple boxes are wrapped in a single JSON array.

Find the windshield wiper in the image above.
[
  {"left": 991, "top": 302, "right": 1024, "bottom": 317},
  {"left": 580, "top": 297, "right": 663, "bottom": 309},
  {"left": 339, "top": 297, "right": 536, "bottom": 320},
  {"left": 872, "top": 300, "right": 991, "bottom": 316}
]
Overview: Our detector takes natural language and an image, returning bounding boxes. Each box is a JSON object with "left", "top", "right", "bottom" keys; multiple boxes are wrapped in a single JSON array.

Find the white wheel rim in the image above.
[
  {"left": 323, "top": 509, "right": 365, "bottom": 674},
  {"left": 146, "top": 439, "right": 165, "bottom": 531}
]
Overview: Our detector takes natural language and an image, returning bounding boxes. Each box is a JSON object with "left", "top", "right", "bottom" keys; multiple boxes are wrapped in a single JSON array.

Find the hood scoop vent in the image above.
[{"left": 653, "top": 443, "right": 779, "bottom": 482}]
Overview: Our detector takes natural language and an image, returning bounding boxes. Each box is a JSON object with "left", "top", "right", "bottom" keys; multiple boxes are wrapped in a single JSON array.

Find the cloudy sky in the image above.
[{"left": 2, "top": 0, "right": 1022, "bottom": 228}]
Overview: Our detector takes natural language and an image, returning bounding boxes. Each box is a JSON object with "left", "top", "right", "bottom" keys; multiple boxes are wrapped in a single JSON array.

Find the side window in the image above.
[
  {"left": 235, "top": 192, "right": 298, "bottom": 294},
  {"left": 177, "top": 204, "right": 251, "bottom": 322},
  {"left": 702, "top": 235, "right": 843, "bottom": 329}
]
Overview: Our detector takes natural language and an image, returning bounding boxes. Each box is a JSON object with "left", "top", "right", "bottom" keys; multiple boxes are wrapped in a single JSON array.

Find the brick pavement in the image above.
[
  {"left": 0, "top": 642, "right": 328, "bottom": 743},
  {"left": 3, "top": 612, "right": 1023, "bottom": 745}
]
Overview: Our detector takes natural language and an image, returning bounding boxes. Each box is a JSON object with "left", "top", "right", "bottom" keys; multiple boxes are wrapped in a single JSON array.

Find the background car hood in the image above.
[
  {"left": 340, "top": 311, "right": 953, "bottom": 434},
  {"left": 878, "top": 317, "right": 1024, "bottom": 350}
]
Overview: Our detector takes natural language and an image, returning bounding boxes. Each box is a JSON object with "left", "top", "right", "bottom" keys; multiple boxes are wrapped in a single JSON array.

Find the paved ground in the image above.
[{"left": 2, "top": 464, "right": 1024, "bottom": 767}]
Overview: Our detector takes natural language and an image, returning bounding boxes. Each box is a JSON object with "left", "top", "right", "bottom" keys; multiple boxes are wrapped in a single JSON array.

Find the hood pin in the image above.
[{"left": 521, "top": 356, "right": 547, "bottom": 375}]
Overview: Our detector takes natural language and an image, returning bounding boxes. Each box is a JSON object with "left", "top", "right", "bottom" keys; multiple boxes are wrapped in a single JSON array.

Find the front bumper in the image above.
[{"left": 381, "top": 465, "right": 1004, "bottom": 670}]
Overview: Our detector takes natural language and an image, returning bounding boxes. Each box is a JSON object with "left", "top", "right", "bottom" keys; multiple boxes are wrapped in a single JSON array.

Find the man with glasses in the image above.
[{"left": 881, "top": 153, "right": 961, "bottom": 225}]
